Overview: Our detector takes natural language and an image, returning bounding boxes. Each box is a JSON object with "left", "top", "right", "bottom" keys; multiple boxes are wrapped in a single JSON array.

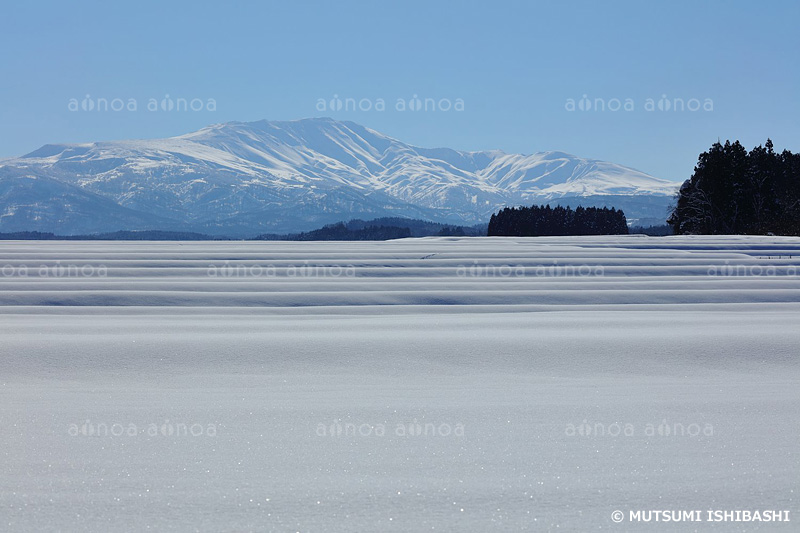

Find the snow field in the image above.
[{"left": 1, "top": 236, "right": 799, "bottom": 531}]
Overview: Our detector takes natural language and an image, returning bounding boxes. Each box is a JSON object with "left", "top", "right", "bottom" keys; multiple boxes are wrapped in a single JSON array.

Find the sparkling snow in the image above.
[{"left": 1, "top": 236, "right": 798, "bottom": 531}]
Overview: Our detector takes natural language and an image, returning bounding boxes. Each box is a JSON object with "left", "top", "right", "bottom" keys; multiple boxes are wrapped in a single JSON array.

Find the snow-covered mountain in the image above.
[{"left": 0, "top": 118, "right": 681, "bottom": 235}]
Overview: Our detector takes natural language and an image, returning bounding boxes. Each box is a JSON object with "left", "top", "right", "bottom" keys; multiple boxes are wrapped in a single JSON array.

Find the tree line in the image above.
[
  {"left": 668, "top": 140, "right": 800, "bottom": 235},
  {"left": 258, "top": 222, "right": 411, "bottom": 241},
  {"left": 488, "top": 205, "right": 629, "bottom": 236}
]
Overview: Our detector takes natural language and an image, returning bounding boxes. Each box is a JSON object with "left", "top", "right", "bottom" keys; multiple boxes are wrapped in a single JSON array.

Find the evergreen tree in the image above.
[
  {"left": 669, "top": 140, "right": 800, "bottom": 235},
  {"left": 487, "top": 205, "right": 629, "bottom": 236}
]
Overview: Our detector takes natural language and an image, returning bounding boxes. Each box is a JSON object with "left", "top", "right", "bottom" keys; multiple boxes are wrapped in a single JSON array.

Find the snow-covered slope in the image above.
[{"left": 0, "top": 118, "right": 681, "bottom": 234}]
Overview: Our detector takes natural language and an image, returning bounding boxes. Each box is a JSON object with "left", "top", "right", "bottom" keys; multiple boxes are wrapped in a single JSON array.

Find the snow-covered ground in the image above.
[{"left": 1, "top": 236, "right": 798, "bottom": 531}]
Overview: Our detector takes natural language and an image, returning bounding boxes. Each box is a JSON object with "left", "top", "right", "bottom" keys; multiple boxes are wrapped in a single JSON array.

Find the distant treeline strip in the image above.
[
  {"left": 0, "top": 218, "right": 485, "bottom": 241},
  {"left": 488, "top": 205, "right": 629, "bottom": 236},
  {"left": 0, "top": 230, "right": 218, "bottom": 241}
]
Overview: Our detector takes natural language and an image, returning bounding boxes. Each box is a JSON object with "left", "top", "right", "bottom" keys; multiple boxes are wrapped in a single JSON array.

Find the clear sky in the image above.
[{"left": 1, "top": 0, "right": 798, "bottom": 182}]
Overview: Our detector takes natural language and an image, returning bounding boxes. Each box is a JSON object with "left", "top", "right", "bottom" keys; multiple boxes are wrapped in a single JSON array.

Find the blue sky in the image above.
[{"left": 1, "top": 0, "right": 798, "bottom": 181}]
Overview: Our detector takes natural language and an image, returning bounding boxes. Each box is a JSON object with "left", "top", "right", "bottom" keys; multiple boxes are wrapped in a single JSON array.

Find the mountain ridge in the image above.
[{"left": 0, "top": 118, "right": 681, "bottom": 235}]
